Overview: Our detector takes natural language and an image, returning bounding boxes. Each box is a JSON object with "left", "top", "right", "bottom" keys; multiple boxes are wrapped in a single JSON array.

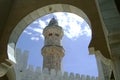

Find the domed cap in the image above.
[{"left": 48, "top": 17, "right": 58, "bottom": 26}]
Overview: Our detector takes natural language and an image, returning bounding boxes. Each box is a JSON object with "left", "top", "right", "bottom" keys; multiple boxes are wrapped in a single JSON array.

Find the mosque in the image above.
[{"left": 0, "top": 0, "right": 120, "bottom": 80}]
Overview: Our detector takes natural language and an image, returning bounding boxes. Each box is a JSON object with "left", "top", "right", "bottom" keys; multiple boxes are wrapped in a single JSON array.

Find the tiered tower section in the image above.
[{"left": 41, "top": 18, "right": 64, "bottom": 71}]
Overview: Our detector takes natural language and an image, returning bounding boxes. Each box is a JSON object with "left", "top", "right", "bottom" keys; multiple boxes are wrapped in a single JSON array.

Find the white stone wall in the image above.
[{"left": 14, "top": 48, "right": 98, "bottom": 80}]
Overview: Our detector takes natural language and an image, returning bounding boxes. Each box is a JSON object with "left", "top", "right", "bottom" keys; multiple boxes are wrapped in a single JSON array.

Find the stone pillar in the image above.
[
  {"left": 94, "top": 51, "right": 112, "bottom": 80},
  {"left": 111, "top": 55, "right": 120, "bottom": 80},
  {"left": 95, "top": 54, "right": 105, "bottom": 80},
  {"left": 0, "top": 59, "right": 16, "bottom": 80}
]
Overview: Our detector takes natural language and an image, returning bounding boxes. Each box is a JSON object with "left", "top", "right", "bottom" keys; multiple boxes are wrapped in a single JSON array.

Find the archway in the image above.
[
  {"left": 0, "top": 0, "right": 111, "bottom": 64},
  {"left": 15, "top": 12, "right": 98, "bottom": 76},
  {"left": 0, "top": 1, "right": 113, "bottom": 80},
  {"left": 8, "top": 4, "right": 91, "bottom": 63},
  {"left": 7, "top": 3, "right": 112, "bottom": 79}
]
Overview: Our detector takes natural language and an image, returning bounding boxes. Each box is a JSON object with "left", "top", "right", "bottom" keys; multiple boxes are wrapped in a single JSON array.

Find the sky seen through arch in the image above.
[{"left": 16, "top": 12, "right": 98, "bottom": 77}]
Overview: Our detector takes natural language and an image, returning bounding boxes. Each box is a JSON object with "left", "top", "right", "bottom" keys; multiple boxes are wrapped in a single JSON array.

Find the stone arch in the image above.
[
  {"left": 9, "top": 4, "right": 90, "bottom": 43},
  {"left": 0, "top": 1, "right": 114, "bottom": 79},
  {"left": 8, "top": 4, "right": 91, "bottom": 62},
  {"left": 6, "top": 3, "right": 112, "bottom": 75},
  {"left": 8, "top": 3, "right": 111, "bottom": 63},
  {"left": 0, "top": 1, "right": 111, "bottom": 64}
]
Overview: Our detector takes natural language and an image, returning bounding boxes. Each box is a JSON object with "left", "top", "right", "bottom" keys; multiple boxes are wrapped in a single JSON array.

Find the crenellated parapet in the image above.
[
  {"left": 14, "top": 66, "right": 98, "bottom": 80},
  {"left": 14, "top": 48, "right": 98, "bottom": 80}
]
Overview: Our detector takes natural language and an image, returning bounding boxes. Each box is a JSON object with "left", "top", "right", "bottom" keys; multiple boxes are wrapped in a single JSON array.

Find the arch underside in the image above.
[
  {"left": 9, "top": 4, "right": 110, "bottom": 62},
  {"left": 1, "top": 0, "right": 118, "bottom": 80}
]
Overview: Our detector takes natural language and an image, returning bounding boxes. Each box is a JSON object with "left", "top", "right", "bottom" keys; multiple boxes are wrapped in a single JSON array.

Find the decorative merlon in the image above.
[{"left": 14, "top": 48, "right": 98, "bottom": 80}]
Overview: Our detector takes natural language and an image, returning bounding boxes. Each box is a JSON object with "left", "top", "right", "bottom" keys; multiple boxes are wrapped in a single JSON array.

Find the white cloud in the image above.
[
  {"left": 32, "top": 28, "right": 43, "bottom": 33},
  {"left": 53, "top": 12, "right": 91, "bottom": 40},
  {"left": 24, "top": 12, "right": 91, "bottom": 41},
  {"left": 82, "top": 25, "right": 92, "bottom": 37},
  {"left": 38, "top": 20, "right": 46, "bottom": 28},
  {"left": 24, "top": 26, "right": 44, "bottom": 41},
  {"left": 46, "top": 19, "right": 51, "bottom": 23},
  {"left": 31, "top": 37, "right": 39, "bottom": 41},
  {"left": 23, "top": 30, "right": 32, "bottom": 35}
]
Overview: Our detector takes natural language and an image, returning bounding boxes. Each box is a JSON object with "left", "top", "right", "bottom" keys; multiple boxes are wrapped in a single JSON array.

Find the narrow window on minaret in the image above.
[
  {"left": 49, "top": 33, "right": 52, "bottom": 36},
  {"left": 55, "top": 33, "right": 59, "bottom": 37}
]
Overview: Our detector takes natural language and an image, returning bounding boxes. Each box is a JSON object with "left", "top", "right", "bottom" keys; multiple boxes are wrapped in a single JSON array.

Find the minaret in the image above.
[{"left": 41, "top": 18, "right": 64, "bottom": 71}]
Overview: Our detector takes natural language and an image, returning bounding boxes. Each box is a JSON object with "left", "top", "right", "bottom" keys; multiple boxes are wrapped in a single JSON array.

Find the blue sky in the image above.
[{"left": 16, "top": 12, "right": 98, "bottom": 76}]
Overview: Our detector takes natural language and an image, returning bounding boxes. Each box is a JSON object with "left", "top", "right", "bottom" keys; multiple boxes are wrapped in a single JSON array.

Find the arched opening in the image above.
[
  {"left": 7, "top": 4, "right": 99, "bottom": 79},
  {"left": 8, "top": 4, "right": 90, "bottom": 44},
  {"left": 8, "top": 4, "right": 91, "bottom": 63},
  {"left": 16, "top": 12, "right": 98, "bottom": 76}
]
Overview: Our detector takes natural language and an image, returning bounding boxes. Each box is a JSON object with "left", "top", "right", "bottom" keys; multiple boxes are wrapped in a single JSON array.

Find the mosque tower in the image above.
[{"left": 41, "top": 18, "right": 64, "bottom": 71}]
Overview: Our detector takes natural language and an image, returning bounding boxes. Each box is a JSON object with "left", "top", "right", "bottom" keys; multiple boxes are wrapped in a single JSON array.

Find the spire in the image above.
[{"left": 48, "top": 17, "right": 58, "bottom": 26}]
